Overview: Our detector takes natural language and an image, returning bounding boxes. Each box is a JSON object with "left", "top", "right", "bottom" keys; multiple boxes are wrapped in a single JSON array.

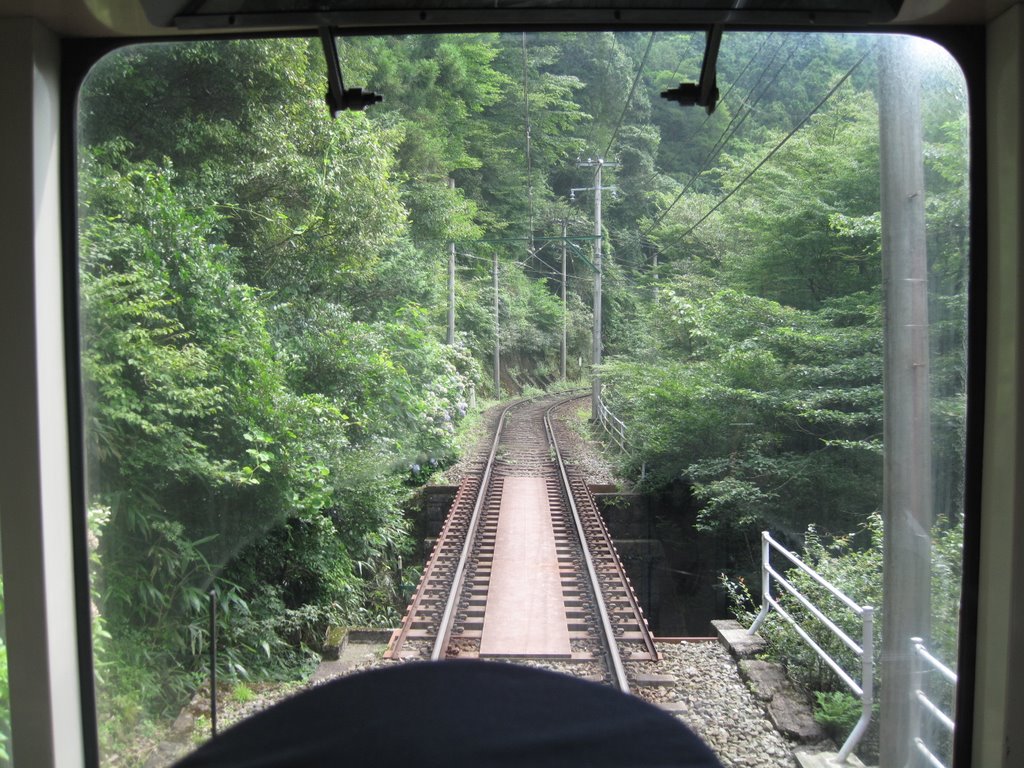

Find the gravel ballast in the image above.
[
  {"left": 630, "top": 641, "right": 799, "bottom": 767},
  {"left": 153, "top": 393, "right": 801, "bottom": 767}
]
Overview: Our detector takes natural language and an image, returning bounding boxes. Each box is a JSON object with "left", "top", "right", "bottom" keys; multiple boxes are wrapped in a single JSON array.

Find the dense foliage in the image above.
[
  {"left": 79, "top": 39, "right": 483, "bottom": 750},
  {"left": 76, "top": 31, "right": 969, "bottom": 763}
]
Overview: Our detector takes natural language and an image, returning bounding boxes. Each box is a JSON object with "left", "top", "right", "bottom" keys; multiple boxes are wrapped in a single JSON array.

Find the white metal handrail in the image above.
[
  {"left": 749, "top": 531, "right": 874, "bottom": 763},
  {"left": 594, "top": 395, "right": 647, "bottom": 478},
  {"left": 595, "top": 396, "right": 630, "bottom": 452},
  {"left": 910, "top": 637, "right": 956, "bottom": 768}
]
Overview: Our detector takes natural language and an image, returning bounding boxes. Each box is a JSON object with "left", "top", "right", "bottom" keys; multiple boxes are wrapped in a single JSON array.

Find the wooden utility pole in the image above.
[
  {"left": 493, "top": 252, "right": 500, "bottom": 396},
  {"left": 447, "top": 178, "right": 456, "bottom": 346},
  {"left": 878, "top": 36, "right": 933, "bottom": 768},
  {"left": 561, "top": 219, "right": 568, "bottom": 380}
]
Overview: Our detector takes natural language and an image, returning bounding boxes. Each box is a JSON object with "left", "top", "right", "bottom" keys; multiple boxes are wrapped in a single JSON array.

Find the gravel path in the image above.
[
  {"left": 629, "top": 642, "right": 798, "bottom": 767},
  {"left": 188, "top": 640, "right": 799, "bottom": 768},
  {"left": 549, "top": 394, "right": 627, "bottom": 488}
]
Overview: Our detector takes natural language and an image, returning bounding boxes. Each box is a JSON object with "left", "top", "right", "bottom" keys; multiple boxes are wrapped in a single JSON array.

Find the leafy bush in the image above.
[
  {"left": 814, "top": 691, "right": 863, "bottom": 742},
  {"left": 602, "top": 281, "right": 883, "bottom": 540},
  {"left": 80, "top": 100, "right": 478, "bottom": 759}
]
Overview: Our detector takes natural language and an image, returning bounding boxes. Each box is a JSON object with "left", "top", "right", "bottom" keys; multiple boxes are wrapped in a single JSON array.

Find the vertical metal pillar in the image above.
[
  {"left": 573, "top": 157, "right": 615, "bottom": 414},
  {"left": 561, "top": 219, "right": 567, "bottom": 380},
  {"left": 749, "top": 531, "right": 772, "bottom": 634},
  {"left": 878, "top": 35, "right": 933, "bottom": 768},
  {"left": 209, "top": 589, "right": 218, "bottom": 737},
  {"left": 592, "top": 161, "right": 603, "bottom": 420},
  {"left": 493, "top": 252, "right": 500, "bottom": 396},
  {"left": 447, "top": 178, "right": 456, "bottom": 346}
]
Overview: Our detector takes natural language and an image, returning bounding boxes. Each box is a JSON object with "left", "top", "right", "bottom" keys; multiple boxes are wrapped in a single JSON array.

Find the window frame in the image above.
[{"left": 60, "top": 22, "right": 987, "bottom": 768}]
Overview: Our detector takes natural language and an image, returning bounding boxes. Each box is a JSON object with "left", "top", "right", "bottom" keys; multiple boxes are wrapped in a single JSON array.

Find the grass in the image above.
[{"left": 231, "top": 683, "right": 256, "bottom": 704}]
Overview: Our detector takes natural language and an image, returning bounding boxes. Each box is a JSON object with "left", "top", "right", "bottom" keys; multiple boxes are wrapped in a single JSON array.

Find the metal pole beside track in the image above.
[{"left": 209, "top": 588, "right": 218, "bottom": 737}]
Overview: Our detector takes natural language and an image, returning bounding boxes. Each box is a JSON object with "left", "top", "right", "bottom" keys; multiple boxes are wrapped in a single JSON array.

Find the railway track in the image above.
[{"left": 386, "top": 393, "right": 659, "bottom": 692}]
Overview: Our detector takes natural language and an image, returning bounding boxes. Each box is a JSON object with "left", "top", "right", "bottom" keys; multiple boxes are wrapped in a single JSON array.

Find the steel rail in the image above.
[
  {"left": 543, "top": 395, "right": 631, "bottom": 693},
  {"left": 385, "top": 475, "right": 480, "bottom": 657},
  {"left": 430, "top": 399, "right": 515, "bottom": 661},
  {"left": 551, "top": 395, "right": 659, "bottom": 664},
  {"left": 429, "top": 389, "right": 587, "bottom": 660}
]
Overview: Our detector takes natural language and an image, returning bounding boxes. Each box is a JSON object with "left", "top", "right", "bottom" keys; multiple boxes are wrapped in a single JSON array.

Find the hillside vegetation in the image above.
[{"left": 72, "top": 32, "right": 968, "bottom": 761}]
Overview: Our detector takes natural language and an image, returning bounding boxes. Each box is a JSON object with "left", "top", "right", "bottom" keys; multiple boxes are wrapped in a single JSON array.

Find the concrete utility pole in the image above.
[
  {"left": 593, "top": 164, "right": 602, "bottom": 420},
  {"left": 878, "top": 36, "right": 933, "bottom": 768},
  {"left": 561, "top": 219, "right": 568, "bottom": 380},
  {"left": 447, "top": 178, "right": 456, "bottom": 346},
  {"left": 652, "top": 245, "right": 659, "bottom": 302},
  {"left": 573, "top": 158, "right": 617, "bottom": 420},
  {"left": 493, "top": 251, "right": 500, "bottom": 396}
]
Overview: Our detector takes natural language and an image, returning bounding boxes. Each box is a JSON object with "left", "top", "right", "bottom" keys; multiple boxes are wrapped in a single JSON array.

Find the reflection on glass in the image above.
[
  {"left": 0, "top": 543, "right": 9, "bottom": 766},
  {"left": 77, "top": 31, "right": 968, "bottom": 766}
]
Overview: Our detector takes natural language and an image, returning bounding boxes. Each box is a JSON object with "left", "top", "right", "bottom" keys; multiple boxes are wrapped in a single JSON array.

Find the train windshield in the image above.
[{"left": 76, "top": 30, "right": 969, "bottom": 767}]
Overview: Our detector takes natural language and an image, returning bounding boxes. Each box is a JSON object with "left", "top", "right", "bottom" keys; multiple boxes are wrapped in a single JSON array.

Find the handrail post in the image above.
[
  {"left": 209, "top": 588, "right": 218, "bottom": 738},
  {"left": 862, "top": 606, "right": 874, "bottom": 737},
  {"left": 749, "top": 531, "right": 771, "bottom": 634},
  {"left": 909, "top": 636, "right": 924, "bottom": 768},
  {"left": 837, "top": 606, "right": 874, "bottom": 761},
  {"left": 747, "top": 531, "right": 874, "bottom": 760}
]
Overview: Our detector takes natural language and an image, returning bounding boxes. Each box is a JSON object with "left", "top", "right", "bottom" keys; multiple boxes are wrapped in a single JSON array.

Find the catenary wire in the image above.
[
  {"left": 654, "top": 47, "right": 872, "bottom": 257},
  {"left": 592, "top": 32, "right": 656, "bottom": 183},
  {"left": 642, "top": 34, "right": 798, "bottom": 236},
  {"left": 634, "top": 31, "right": 774, "bottom": 192}
]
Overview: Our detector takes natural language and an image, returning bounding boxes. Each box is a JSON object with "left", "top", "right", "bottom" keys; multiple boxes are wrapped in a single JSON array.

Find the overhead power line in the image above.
[
  {"left": 696, "top": 32, "right": 775, "bottom": 135},
  {"left": 656, "top": 47, "right": 872, "bottom": 257},
  {"left": 643, "top": 35, "right": 797, "bottom": 235},
  {"left": 634, "top": 32, "right": 775, "bottom": 193},
  {"left": 594, "top": 31, "right": 656, "bottom": 182},
  {"left": 581, "top": 34, "right": 618, "bottom": 152},
  {"left": 522, "top": 33, "right": 535, "bottom": 251},
  {"left": 663, "top": 32, "right": 704, "bottom": 83}
]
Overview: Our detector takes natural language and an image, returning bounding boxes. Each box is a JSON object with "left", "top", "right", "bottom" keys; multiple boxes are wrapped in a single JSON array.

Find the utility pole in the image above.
[
  {"left": 561, "top": 219, "right": 567, "bottom": 380},
  {"left": 878, "top": 36, "right": 932, "bottom": 768},
  {"left": 493, "top": 251, "right": 500, "bottom": 397},
  {"left": 652, "top": 245, "right": 659, "bottom": 302},
  {"left": 522, "top": 33, "right": 535, "bottom": 268},
  {"left": 572, "top": 158, "right": 618, "bottom": 420},
  {"left": 593, "top": 164, "right": 602, "bottom": 420},
  {"left": 447, "top": 178, "right": 456, "bottom": 346}
]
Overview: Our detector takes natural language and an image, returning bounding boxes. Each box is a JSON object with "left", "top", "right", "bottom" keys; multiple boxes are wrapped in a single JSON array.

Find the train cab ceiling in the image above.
[
  {"left": 155, "top": 0, "right": 906, "bottom": 30},
  {"left": 1, "top": 0, "right": 1015, "bottom": 37}
]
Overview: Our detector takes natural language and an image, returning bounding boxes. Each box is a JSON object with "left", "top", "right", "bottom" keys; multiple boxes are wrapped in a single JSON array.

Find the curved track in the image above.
[{"left": 386, "top": 393, "right": 658, "bottom": 691}]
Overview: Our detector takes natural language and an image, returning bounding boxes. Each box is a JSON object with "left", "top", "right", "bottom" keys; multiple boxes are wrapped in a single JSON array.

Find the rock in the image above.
[
  {"left": 346, "top": 627, "right": 396, "bottom": 644},
  {"left": 658, "top": 701, "right": 689, "bottom": 713},
  {"left": 322, "top": 625, "right": 347, "bottom": 660},
  {"left": 767, "top": 691, "right": 828, "bottom": 743},
  {"left": 712, "top": 619, "right": 767, "bottom": 659},
  {"left": 794, "top": 748, "right": 866, "bottom": 767},
  {"left": 739, "top": 659, "right": 789, "bottom": 701},
  {"left": 170, "top": 709, "right": 194, "bottom": 739},
  {"left": 632, "top": 672, "right": 677, "bottom": 687}
]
